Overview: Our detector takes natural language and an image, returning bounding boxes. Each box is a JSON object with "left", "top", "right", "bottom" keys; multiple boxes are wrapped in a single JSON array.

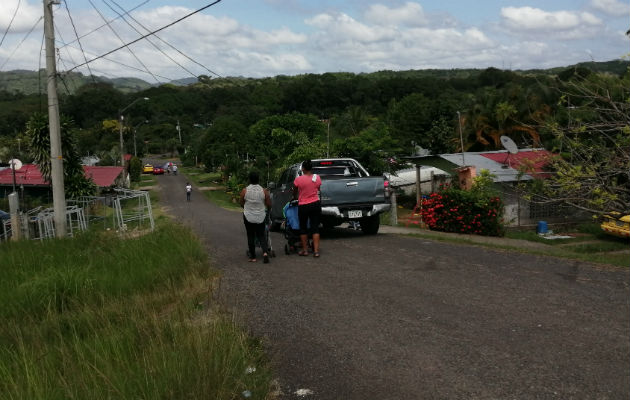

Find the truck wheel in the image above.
[{"left": 361, "top": 215, "right": 380, "bottom": 235}]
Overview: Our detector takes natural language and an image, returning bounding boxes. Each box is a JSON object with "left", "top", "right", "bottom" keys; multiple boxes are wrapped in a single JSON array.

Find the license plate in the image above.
[{"left": 348, "top": 210, "right": 362, "bottom": 219}]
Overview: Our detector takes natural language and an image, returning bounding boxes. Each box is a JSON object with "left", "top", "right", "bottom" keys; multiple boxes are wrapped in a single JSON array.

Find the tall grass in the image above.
[{"left": 0, "top": 225, "right": 271, "bottom": 399}]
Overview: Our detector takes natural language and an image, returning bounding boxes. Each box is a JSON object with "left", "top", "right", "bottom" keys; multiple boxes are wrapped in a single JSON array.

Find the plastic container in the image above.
[{"left": 536, "top": 221, "right": 548, "bottom": 234}]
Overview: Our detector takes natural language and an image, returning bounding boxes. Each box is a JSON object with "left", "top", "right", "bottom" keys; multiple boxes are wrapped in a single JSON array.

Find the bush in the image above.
[
  {"left": 420, "top": 174, "right": 505, "bottom": 236},
  {"left": 129, "top": 156, "right": 142, "bottom": 182}
]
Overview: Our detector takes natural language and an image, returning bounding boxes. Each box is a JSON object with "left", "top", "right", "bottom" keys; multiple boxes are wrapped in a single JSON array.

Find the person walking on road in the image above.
[
  {"left": 172, "top": 164, "right": 178, "bottom": 175},
  {"left": 186, "top": 182, "right": 192, "bottom": 202},
  {"left": 240, "top": 171, "right": 272, "bottom": 263},
  {"left": 293, "top": 159, "right": 322, "bottom": 257}
]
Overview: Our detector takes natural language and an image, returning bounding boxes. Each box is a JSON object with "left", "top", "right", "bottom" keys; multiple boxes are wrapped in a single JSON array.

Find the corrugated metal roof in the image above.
[
  {"left": 439, "top": 149, "right": 552, "bottom": 182},
  {"left": 0, "top": 164, "right": 123, "bottom": 188}
]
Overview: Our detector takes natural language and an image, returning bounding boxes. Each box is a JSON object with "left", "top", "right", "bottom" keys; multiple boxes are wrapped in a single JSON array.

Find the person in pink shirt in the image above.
[{"left": 292, "top": 159, "right": 322, "bottom": 257}]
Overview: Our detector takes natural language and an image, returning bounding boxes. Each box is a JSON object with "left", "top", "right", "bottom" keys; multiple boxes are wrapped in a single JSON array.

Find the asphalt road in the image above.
[{"left": 155, "top": 170, "right": 629, "bottom": 400}]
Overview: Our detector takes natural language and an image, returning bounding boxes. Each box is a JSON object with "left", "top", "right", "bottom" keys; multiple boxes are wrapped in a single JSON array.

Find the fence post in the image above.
[
  {"left": 9, "top": 192, "right": 20, "bottom": 241},
  {"left": 389, "top": 189, "right": 398, "bottom": 226},
  {"left": 415, "top": 164, "right": 421, "bottom": 204}
]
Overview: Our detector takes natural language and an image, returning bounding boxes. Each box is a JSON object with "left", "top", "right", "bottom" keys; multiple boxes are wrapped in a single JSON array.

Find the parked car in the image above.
[
  {"left": 269, "top": 158, "right": 391, "bottom": 234},
  {"left": 143, "top": 164, "right": 153, "bottom": 174},
  {"left": 152, "top": 166, "right": 164, "bottom": 175},
  {"left": 601, "top": 213, "right": 630, "bottom": 239}
]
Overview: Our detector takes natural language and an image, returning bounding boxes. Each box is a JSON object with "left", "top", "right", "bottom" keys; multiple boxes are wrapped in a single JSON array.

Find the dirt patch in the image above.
[{"left": 198, "top": 186, "right": 222, "bottom": 191}]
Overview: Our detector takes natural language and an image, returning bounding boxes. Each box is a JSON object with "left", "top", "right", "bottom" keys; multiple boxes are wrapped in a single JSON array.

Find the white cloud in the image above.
[
  {"left": 500, "top": 6, "right": 604, "bottom": 39},
  {"left": 364, "top": 2, "right": 428, "bottom": 27},
  {"left": 0, "top": 0, "right": 41, "bottom": 33},
  {"left": 501, "top": 7, "right": 602, "bottom": 31},
  {"left": 306, "top": 12, "right": 396, "bottom": 43},
  {"left": 590, "top": 0, "right": 630, "bottom": 16}
]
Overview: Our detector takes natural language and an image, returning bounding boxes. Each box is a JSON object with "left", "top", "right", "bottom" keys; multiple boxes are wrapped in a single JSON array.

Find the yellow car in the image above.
[
  {"left": 600, "top": 213, "right": 630, "bottom": 239},
  {"left": 142, "top": 164, "right": 154, "bottom": 174}
]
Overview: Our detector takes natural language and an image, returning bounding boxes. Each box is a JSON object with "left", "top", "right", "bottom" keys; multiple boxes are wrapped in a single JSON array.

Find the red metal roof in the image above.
[
  {"left": 83, "top": 166, "right": 124, "bottom": 187},
  {"left": 480, "top": 150, "right": 553, "bottom": 178},
  {"left": 0, "top": 164, "right": 123, "bottom": 188}
]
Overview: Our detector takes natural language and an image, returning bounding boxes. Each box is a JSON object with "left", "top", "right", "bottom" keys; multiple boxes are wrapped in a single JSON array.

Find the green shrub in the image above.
[
  {"left": 420, "top": 171, "right": 505, "bottom": 236},
  {"left": 129, "top": 156, "right": 142, "bottom": 182}
]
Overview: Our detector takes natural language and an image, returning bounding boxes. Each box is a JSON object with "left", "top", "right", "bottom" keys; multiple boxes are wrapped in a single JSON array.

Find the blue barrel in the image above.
[{"left": 536, "top": 221, "right": 548, "bottom": 234}]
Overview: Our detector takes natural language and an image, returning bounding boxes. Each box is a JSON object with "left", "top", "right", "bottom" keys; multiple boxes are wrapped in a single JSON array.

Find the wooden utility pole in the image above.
[{"left": 44, "top": 0, "right": 67, "bottom": 238}]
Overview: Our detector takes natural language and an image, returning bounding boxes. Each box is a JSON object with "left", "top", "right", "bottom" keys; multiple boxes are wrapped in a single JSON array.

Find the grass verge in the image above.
[
  {"left": 404, "top": 229, "right": 629, "bottom": 268},
  {"left": 0, "top": 224, "right": 272, "bottom": 399},
  {"left": 180, "top": 167, "right": 241, "bottom": 211}
]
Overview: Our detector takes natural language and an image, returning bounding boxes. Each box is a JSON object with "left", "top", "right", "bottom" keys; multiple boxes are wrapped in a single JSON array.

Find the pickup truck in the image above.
[{"left": 268, "top": 158, "right": 391, "bottom": 234}]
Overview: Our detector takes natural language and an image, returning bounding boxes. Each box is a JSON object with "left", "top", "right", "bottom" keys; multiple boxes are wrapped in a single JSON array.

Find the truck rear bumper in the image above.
[{"left": 321, "top": 203, "right": 391, "bottom": 219}]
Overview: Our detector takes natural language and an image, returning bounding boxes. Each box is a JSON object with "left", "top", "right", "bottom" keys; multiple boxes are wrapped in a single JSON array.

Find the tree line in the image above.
[{"left": 0, "top": 60, "right": 627, "bottom": 213}]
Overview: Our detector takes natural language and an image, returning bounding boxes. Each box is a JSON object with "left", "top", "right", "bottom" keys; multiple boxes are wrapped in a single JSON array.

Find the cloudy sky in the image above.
[{"left": 0, "top": 0, "right": 628, "bottom": 82}]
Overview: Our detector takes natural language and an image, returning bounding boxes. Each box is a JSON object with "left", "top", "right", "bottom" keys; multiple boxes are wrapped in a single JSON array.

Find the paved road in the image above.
[{"left": 155, "top": 171, "right": 629, "bottom": 400}]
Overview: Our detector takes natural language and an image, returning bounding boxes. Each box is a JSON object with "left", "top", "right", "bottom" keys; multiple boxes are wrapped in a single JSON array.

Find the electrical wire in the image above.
[
  {"left": 58, "top": 0, "right": 149, "bottom": 50},
  {"left": 101, "top": 0, "right": 197, "bottom": 79},
  {"left": 87, "top": 0, "right": 160, "bottom": 82},
  {"left": 57, "top": 42, "right": 173, "bottom": 81},
  {"left": 0, "top": 16, "right": 43, "bottom": 70},
  {"left": 67, "top": 0, "right": 223, "bottom": 73},
  {"left": 107, "top": 0, "right": 222, "bottom": 78},
  {"left": 54, "top": 27, "right": 81, "bottom": 93},
  {"left": 63, "top": 0, "right": 96, "bottom": 83},
  {"left": 0, "top": 0, "right": 21, "bottom": 50}
]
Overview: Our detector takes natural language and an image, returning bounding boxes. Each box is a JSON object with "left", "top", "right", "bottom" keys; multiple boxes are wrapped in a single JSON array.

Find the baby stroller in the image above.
[
  {"left": 282, "top": 201, "right": 312, "bottom": 255},
  {"left": 246, "top": 211, "right": 276, "bottom": 259}
]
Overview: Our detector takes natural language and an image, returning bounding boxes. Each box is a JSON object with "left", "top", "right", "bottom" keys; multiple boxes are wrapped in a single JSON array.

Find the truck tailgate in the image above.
[{"left": 320, "top": 177, "right": 386, "bottom": 206}]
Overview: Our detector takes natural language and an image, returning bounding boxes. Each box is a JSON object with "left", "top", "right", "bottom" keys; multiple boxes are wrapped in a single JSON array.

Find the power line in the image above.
[
  {"left": 67, "top": 0, "right": 223, "bottom": 74},
  {"left": 87, "top": 0, "right": 160, "bottom": 82},
  {"left": 58, "top": 0, "right": 149, "bottom": 50},
  {"left": 101, "top": 0, "right": 198, "bottom": 79},
  {"left": 107, "top": 0, "right": 222, "bottom": 78},
  {"left": 58, "top": 41, "right": 174, "bottom": 81},
  {"left": 0, "top": 16, "right": 43, "bottom": 70},
  {"left": 0, "top": 0, "right": 21, "bottom": 50},
  {"left": 63, "top": 0, "right": 96, "bottom": 83}
]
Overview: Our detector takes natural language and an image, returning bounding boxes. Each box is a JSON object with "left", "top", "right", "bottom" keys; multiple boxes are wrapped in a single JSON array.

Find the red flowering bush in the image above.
[{"left": 420, "top": 181, "right": 505, "bottom": 237}]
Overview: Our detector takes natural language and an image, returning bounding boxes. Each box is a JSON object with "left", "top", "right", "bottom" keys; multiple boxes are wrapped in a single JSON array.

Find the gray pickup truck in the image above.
[{"left": 268, "top": 158, "right": 391, "bottom": 234}]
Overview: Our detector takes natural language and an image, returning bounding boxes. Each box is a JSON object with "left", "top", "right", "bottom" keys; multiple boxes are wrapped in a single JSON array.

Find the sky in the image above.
[{"left": 0, "top": 0, "right": 628, "bottom": 83}]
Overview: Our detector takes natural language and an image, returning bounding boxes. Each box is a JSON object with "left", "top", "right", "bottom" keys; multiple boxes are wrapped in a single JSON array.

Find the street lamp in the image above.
[
  {"left": 119, "top": 97, "right": 149, "bottom": 183},
  {"left": 133, "top": 119, "right": 149, "bottom": 157}
]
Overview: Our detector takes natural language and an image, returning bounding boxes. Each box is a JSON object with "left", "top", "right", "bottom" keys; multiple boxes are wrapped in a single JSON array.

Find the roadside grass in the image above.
[
  {"left": 180, "top": 167, "right": 241, "bottom": 211},
  {"left": 0, "top": 224, "right": 272, "bottom": 399},
  {"left": 405, "top": 227, "right": 629, "bottom": 268}
]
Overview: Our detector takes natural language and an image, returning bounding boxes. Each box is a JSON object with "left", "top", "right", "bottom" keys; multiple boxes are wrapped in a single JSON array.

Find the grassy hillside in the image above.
[{"left": 0, "top": 223, "right": 272, "bottom": 399}]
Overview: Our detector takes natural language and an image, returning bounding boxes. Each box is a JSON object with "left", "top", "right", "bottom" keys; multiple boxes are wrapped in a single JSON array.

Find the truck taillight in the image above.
[{"left": 384, "top": 180, "right": 390, "bottom": 197}]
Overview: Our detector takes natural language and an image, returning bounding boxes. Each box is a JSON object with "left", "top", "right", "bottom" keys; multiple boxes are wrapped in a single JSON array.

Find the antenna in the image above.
[{"left": 500, "top": 136, "right": 518, "bottom": 168}]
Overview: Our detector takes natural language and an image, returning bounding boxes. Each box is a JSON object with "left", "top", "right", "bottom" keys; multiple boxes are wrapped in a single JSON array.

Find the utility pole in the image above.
[
  {"left": 176, "top": 120, "right": 182, "bottom": 144},
  {"left": 44, "top": 0, "right": 66, "bottom": 238}
]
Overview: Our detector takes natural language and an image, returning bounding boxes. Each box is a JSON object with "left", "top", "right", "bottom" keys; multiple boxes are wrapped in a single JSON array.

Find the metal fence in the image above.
[{"left": 1, "top": 189, "right": 154, "bottom": 243}]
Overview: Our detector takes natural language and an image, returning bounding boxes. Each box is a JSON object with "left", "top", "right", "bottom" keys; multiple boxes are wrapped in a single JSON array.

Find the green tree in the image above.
[
  {"left": 129, "top": 156, "right": 142, "bottom": 182},
  {"left": 26, "top": 113, "right": 96, "bottom": 198},
  {"left": 387, "top": 93, "right": 433, "bottom": 150},
  {"left": 528, "top": 69, "right": 630, "bottom": 214}
]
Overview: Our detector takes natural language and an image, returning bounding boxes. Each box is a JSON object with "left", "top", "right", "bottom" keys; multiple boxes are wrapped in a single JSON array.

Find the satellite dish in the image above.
[
  {"left": 500, "top": 136, "right": 518, "bottom": 154},
  {"left": 8, "top": 159, "right": 22, "bottom": 171}
]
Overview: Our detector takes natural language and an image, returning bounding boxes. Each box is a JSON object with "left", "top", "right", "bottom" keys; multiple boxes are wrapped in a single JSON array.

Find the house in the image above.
[
  {"left": 0, "top": 164, "right": 124, "bottom": 198},
  {"left": 404, "top": 148, "right": 571, "bottom": 227}
]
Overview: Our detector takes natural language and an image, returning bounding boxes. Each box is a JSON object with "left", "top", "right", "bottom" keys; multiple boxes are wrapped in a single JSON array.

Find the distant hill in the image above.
[
  {"left": 0, "top": 69, "right": 153, "bottom": 95},
  {"left": 1, "top": 60, "right": 627, "bottom": 95}
]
